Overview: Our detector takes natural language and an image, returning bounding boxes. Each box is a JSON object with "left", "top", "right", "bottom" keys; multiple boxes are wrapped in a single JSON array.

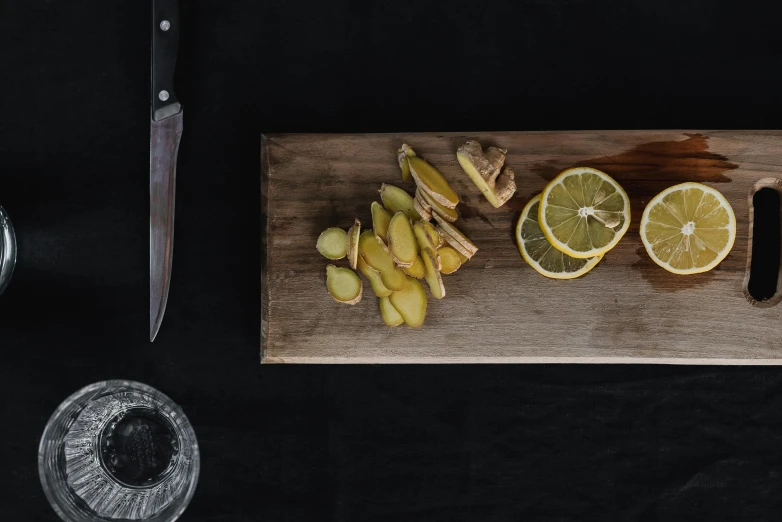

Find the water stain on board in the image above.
[
  {"left": 530, "top": 133, "right": 737, "bottom": 188},
  {"left": 529, "top": 133, "right": 737, "bottom": 292}
]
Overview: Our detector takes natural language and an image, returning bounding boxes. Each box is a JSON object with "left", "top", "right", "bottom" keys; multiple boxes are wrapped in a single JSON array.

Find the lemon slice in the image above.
[
  {"left": 539, "top": 167, "right": 631, "bottom": 258},
  {"left": 640, "top": 182, "right": 736, "bottom": 274},
  {"left": 517, "top": 195, "right": 601, "bottom": 279}
]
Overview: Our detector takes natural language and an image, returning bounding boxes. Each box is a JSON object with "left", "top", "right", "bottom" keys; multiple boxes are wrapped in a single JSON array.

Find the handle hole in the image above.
[{"left": 745, "top": 180, "right": 782, "bottom": 306}]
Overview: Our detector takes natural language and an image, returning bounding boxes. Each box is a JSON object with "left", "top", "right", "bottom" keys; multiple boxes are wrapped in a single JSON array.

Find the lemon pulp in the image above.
[{"left": 640, "top": 182, "right": 736, "bottom": 274}]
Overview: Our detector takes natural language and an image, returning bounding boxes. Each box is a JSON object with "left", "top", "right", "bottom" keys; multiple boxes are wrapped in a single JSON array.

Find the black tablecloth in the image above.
[{"left": 3, "top": 1, "right": 782, "bottom": 520}]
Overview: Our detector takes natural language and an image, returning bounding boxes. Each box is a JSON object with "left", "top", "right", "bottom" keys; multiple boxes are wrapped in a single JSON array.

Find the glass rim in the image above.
[{"left": 0, "top": 205, "right": 16, "bottom": 297}]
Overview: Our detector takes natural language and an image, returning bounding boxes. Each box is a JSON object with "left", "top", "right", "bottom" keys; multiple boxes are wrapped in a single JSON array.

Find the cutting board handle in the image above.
[{"left": 744, "top": 178, "right": 782, "bottom": 307}]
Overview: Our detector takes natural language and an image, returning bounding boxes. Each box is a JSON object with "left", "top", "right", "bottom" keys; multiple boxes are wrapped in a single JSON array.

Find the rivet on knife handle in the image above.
[{"left": 152, "top": 0, "right": 181, "bottom": 121}]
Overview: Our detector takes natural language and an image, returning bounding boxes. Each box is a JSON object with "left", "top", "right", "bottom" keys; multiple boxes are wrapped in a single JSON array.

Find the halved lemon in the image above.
[
  {"left": 539, "top": 167, "right": 631, "bottom": 258},
  {"left": 517, "top": 194, "right": 601, "bottom": 279},
  {"left": 640, "top": 182, "right": 736, "bottom": 275}
]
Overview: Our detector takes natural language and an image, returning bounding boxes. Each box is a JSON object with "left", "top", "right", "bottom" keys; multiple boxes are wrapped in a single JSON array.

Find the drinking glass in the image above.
[
  {"left": 0, "top": 205, "right": 16, "bottom": 296},
  {"left": 38, "top": 380, "right": 200, "bottom": 522}
]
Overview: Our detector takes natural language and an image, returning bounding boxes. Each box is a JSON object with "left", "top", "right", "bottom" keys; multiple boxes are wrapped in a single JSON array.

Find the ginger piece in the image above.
[
  {"left": 397, "top": 144, "right": 416, "bottom": 182},
  {"left": 389, "top": 276, "right": 427, "bottom": 327},
  {"left": 346, "top": 218, "right": 361, "bottom": 269},
  {"left": 413, "top": 195, "right": 432, "bottom": 222},
  {"left": 326, "top": 265, "right": 362, "bottom": 305},
  {"left": 437, "top": 246, "right": 461, "bottom": 274},
  {"left": 437, "top": 230, "right": 473, "bottom": 260},
  {"left": 380, "top": 184, "right": 422, "bottom": 221},
  {"left": 457, "top": 251, "right": 469, "bottom": 264},
  {"left": 421, "top": 248, "right": 445, "bottom": 299},
  {"left": 417, "top": 188, "right": 459, "bottom": 223},
  {"left": 408, "top": 156, "right": 459, "bottom": 209},
  {"left": 357, "top": 256, "right": 392, "bottom": 298},
  {"left": 433, "top": 216, "right": 478, "bottom": 256},
  {"left": 379, "top": 296, "right": 404, "bottom": 327},
  {"left": 386, "top": 212, "right": 418, "bottom": 267},
  {"left": 456, "top": 140, "right": 517, "bottom": 208},
  {"left": 421, "top": 221, "right": 443, "bottom": 249},
  {"left": 414, "top": 221, "right": 442, "bottom": 269},
  {"left": 316, "top": 227, "right": 348, "bottom": 260},
  {"left": 403, "top": 255, "right": 426, "bottom": 279},
  {"left": 413, "top": 221, "right": 439, "bottom": 256},
  {"left": 378, "top": 262, "right": 407, "bottom": 291},
  {"left": 358, "top": 230, "right": 407, "bottom": 291},
  {"left": 371, "top": 201, "right": 392, "bottom": 240}
]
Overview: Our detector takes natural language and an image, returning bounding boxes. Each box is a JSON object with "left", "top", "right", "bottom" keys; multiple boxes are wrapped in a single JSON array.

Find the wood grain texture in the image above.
[{"left": 261, "top": 131, "right": 782, "bottom": 364}]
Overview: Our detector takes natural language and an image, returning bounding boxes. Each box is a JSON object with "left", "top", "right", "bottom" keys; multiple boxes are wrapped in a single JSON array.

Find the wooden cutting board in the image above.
[{"left": 261, "top": 131, "right": 782, "bottom": 364}]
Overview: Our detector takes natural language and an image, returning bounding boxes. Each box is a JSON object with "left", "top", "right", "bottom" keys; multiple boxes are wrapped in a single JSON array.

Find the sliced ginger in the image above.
[
  {"left": 358, "top": 230, "right": 407, "bottom": 291},
  {"left": 434, "top": 216, "right": 478, "bottom": 258},
  {"left": 389, "top": 276, "right": 427, "bottom": 327},
  {"left": 413, "top": 196, "right": 432, "bottom": 221},
  {"left": 371, "top": 201, "right": 392, "bottom": 240},
  {"left": 403, "top": 255, "right": 426, "bottom": 279},
  {"left": 398, "top": 144, "right": 416, "bottom": 182},
  {"left": 417, "top": 188, "right": 459, "bottom": 223},
  {"left": 413, "top": 221, "right": 442, "bottom": 269},
  {"left": 456, "top": 140, "right": 516, "bottom": 208},
  {"left": 413, "top": 220, "right": 438, "bottom": 253},
  {"left": 436, "top": 228, "right": 474, "bottom": 260},
  {"left": 318, "top": 143, "right": 480, "bottom": 327},
  {"left": 316, "top": 227, "right": 348, "bottom": 260},
  {"left": 408, "top": 156, "right": 459, "bottom": 209},
  {"left": 441, "top": 235, "right": 472, "bottom": 259},
  {"left": 387, "top": 212, "right": 418, "bottom": 267},
  {"left": 422, "top": 221, "right": 442, "bottom": 248},
  {"left": 357, "top": 256, "right": 392, "bottom": 297},
  {"left": 379, "top": 296, "right": 404, "bottom": 327},
  {"left": 346, "top": 218, "right": 361, "bottom": 269},
  {"left": 438, "top": 246, "right": 462, "bottom": 274},
  {"left": 380, "top": 184, "right": 421, "bottom": 221},
  {"left": 421, "top": 248, "right": 445, "bottom": 299},
  {"left": 326, "top": 265, "right": 363, "bottom": 305}
]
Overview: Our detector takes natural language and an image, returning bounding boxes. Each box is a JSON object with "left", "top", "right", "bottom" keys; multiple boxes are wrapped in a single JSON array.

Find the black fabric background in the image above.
[{"left": 2, "top": 1, "right": 782, "bottom": 520}]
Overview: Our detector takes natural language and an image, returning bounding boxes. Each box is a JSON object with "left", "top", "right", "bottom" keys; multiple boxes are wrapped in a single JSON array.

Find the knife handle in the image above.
[{"left": 151, "top": 0, "right": 181, "bottom": 121}]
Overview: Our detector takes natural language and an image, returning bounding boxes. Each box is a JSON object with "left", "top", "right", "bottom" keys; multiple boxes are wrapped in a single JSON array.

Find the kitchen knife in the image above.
[{"left": 150, "top": 0, "right": 182, "bottom": 341}]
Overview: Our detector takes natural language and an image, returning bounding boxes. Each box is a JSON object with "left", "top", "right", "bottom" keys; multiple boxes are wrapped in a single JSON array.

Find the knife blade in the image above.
[{"left": 150, "top": 0, "right": 182, "bottom": 342}]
